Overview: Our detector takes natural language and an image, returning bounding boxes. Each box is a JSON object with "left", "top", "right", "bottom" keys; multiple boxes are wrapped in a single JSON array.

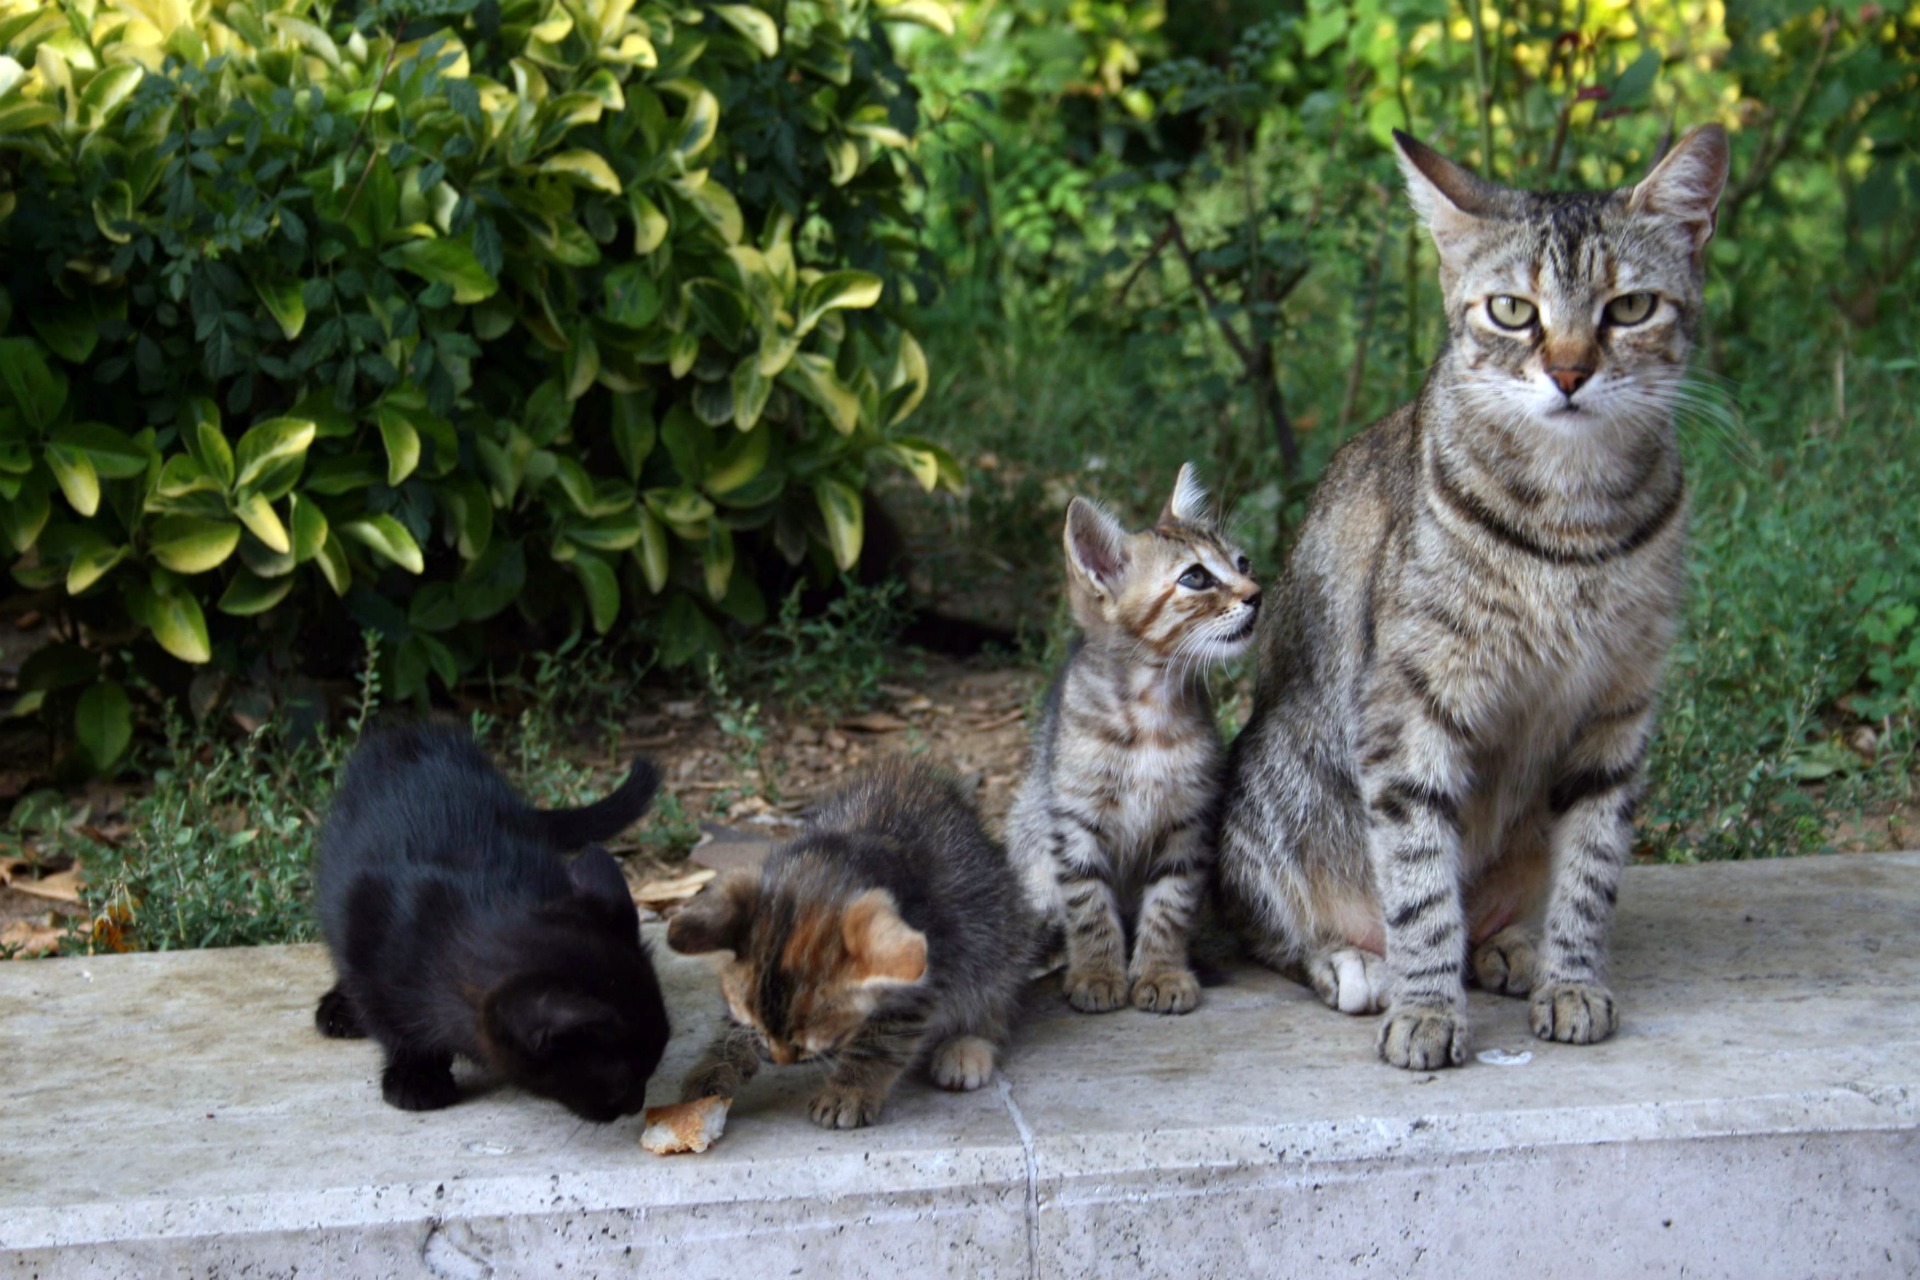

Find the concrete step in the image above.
[{"left": 2, "top": 852, "right": 1916, "bottom": 1278}]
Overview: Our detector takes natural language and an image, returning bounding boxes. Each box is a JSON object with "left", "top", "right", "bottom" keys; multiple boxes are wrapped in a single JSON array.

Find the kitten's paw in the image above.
[
  {"left": 381, "top": 1059, "right": 459, "bottom": 1110},
  {"left": 1470, "top": 927, "right": 1538, "bottom": 998},
  {"left": 1129, "top": 968, "right": 1199, "bottom": 1015},
  {"left": 1377, "top": 1005, "right": 1469, "bottom": 1071},
  {"left": 1306, "top": 947, "right": 1388, "bottom": 1015},
  {"left": 1064, "top": 969, "right": 1128, "bottom": 1013},
  {"left": 1529, "top": 982, "right": 1619, "bottom": 1044},
  {"left": 314, "top": 986, "right": 366, "bottom": 1039},
  {"left": 808, "top": 1084, "right": 884, "bottom": 1130},
  {"left": 931, "top": 1036, "right": 997, "bottom": 1091}
]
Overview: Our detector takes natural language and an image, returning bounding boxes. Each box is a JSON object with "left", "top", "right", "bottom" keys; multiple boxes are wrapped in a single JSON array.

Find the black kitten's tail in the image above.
[{"left": 537, "top": 758, "right": 662, "bottom": 849}]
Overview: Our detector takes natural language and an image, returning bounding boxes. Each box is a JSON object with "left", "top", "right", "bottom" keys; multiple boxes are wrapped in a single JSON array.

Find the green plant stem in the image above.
[
  {"left": 341, "top": 35, "right": 403, "bottom": 221},
  {"left": 1463, "top": 0, "right": 1496, "bottom": 174}
]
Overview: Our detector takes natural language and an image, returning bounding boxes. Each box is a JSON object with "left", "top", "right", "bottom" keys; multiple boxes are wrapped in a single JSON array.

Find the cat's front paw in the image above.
[
  {"left": 1377, "top": 1005, "right": 1469, "bottom": 1070},
  {"left": 314, "top": 985, "right": 366, "bottom": 1038},
  {"left": 1305, "top": 947, "right": 1388, "bottom": 1015},
  {"left": 1129, "top": 968, "right": 1199, "bottom": 1015},
  {"left": 1470, "top": 927, "right": 1538, "bottom": 998},
  {"left": 808, "top": 1083, "right": 884, "bottom": 1130},
  {"left": 381, "top": 1058, "right": 459, "bottom": 1110},
  {"left": 931, "top": 1036, "right": 997, "bottom": 1091},
  {"left": 1064, "top": 968, "right": 1128, "bottom": 1013},
  {"left": 1530, "top": 981, "right": 1619, "bottom": 1044}
]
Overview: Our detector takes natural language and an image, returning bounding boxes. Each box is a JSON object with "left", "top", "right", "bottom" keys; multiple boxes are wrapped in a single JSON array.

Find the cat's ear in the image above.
[
  {"left": 666, "top": 868, "right": 759, "bottom": 955},
  {"left": 1160, "top": 463, "right": 1212, "bottom": 527},
  {"left": 1064, "top": 497, "right": 1130, "bottom": 598},
  {"left": 486, "top": 980, "right": 612, "bottom": 1058},
  {"left": 840, "top": 888, "right": 927, "bottom": 986},
  {"left": 569, "top": 845, "right": 640, "bottom": 935},
  {"left": 1393, "top": 130, "right": 1500, "bottom": 253},
  {"left": 1628, "top": 124, "right": 1729, "bottom": 254}
]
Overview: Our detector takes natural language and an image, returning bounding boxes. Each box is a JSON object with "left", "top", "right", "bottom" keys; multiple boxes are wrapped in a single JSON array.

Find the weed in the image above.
[{"left": 758, "top": 578, "right": 914, "bottom": 719}]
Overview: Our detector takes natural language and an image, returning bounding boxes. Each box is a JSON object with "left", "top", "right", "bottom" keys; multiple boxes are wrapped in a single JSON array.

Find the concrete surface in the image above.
[{"left": 2, "top": 852, "right": 1916, "bottom": 1278}]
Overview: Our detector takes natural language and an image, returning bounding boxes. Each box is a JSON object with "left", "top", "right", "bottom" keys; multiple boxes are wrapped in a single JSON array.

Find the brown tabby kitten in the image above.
[
  {"left": 667, "top": 760, "right": 1037, "bottom": 1130},
  {"left": 1008, "top": 465, "right": 1261, "bottom": 1015},
  {"left": 1217, "top": 127, "right": 1729, "bottom": 1069}
]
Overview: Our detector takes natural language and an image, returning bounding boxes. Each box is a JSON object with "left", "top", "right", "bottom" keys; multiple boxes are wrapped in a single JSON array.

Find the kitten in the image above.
[
  {"left": 314, "top": 722, "right": 670, "bottom": 1120},
  {"left": 666, "top": 760, "right": 1037, "bottom": 1130},
  {"left": 1007, "top": 464, "right": 1261, "bottom": 1015},
  {"left": 1217, "top": 127, "right": 1729, "bottom": 1069}
]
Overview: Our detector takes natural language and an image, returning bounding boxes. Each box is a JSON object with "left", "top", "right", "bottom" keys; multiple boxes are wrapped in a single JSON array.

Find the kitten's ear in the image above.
[
  {"left": 1064, "top": 497, "right": 1130, "bottom": 598},
  {"left": 1393, "top": 130, "right": 1500, "bottom": 253},
  {"left": 1159, "top": 463, "right": 1211, "bottom": 527},
  {"left": 569, "top": 846, "right": 640, "bottom": 935},
  {"left": 486, "top": 979, "right": 612, "bottom": 1058},
  {"left": 1628, "top": 124, "right": 1729, "bottom": 253},
  {"left": 666, "top": 869, "right": 759, "bottom": 955},
  {"left": 840, "top": 888, "right": 928, "bottom": 986}
]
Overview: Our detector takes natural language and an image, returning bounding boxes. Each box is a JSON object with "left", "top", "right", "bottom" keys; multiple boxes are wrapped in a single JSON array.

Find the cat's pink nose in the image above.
[{"left": 1548, "top": 365, "right": 1593, "bottom": 397}]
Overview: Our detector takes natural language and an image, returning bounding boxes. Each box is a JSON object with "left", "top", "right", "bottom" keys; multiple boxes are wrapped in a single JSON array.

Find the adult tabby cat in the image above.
[
  {"left": 1008, "top": 464, "right": 1261, "bottom": 1015},
  {"left": 668, "top": 760, "right": 1036, "bottom": 1130},
  {"left": 1217, "top": 126, "right": 1728, "bottom": 1069},
  {"left": 315, "top": 723, "right": 669, "bottom": 1119}
]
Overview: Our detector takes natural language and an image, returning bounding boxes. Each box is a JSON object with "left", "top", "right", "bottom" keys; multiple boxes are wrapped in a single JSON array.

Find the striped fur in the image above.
[
  {"left": 1009, "top": 465, "right": 1262, "bottom": 1015},
  {"left": 1217, "top": 127, "right": 1729, "bottom": 1068},
  {"left": 668, "top": 760, "right": 1038, "bottom": 1129}
]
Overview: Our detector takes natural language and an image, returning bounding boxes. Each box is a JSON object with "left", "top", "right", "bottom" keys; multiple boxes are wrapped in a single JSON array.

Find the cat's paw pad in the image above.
[
  {"left": 808, "top": 1084, "right": 883, "bottom": 1130},
  {"left": 931, "top": 1036, "right": 997, "bottom": 1091},
  {"left": 1306, "top": 947, "right": 1387, "bottom": 1015},
  {"left": 1470, "top": 927, "right": 1538, "bottom": 998},
  {"left": 1529, "top": 982, "right": 1619, "bottom": 1044},
  {"left": 381, "top": 1060, "right": 459, "bottom": 1111},
  {"left": 1129, "top": 968, "right": 1199, "bottom": 1015},
  {"left": 314, "top": 987, "right": 365, "bottom": 1039},
  {"left": 1064, "top": 969, "right": 1128, "bottom": 1013},
  {"left": 1377, "top": 1006, "right": 1469, "bottom": 1071}
]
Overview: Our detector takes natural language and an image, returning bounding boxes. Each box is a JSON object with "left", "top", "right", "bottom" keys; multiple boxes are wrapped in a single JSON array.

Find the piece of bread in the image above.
[{"left": 640, "top": 1095, "right": 730, "bottom": 1155}]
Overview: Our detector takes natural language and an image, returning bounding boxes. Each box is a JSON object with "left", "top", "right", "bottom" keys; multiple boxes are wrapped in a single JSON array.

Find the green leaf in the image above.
[
  {"left": 376, "top": 405, "right": 421, "bottom": 485},
  {"left": 1612, "top": 49, "right": 1661, "bottom": 105},
  {"left": 234, "top": 418, "right": 316, "bottom": 491},
  {"left": 570, "top": 552, "right": 620, "bottom": 634},
  {"left": 784, "top": 353, "right": 862, "bottom": 434},
  {"left": 253, "top": 277, "right": 308, "bottom": 340},
  {"left": 141, "top": 582, "right": 212, "bottom": 663},
  {"left": 880, "top": 441, "right": 942, "bottom": 493},
  {"left": 674, "top": 87, "right": 721, "bottom": 159},
  {"left": 74, "top": 680, "right": 132, "bottom": 772},
  {"left": 217, "top": 571, "right": 294, "bottom": 616},
  {"left": 611, "top": 392, "right": 656, "bottom": 481},
  {"left": 29, "top": 307, "right": 101, "bottom": 363},
  {"left": 703, "top": 521, "right": 734, "bottom": 601},
  {"left": 386, "top": 238, "right": 499, "bottom": 304},
  {"left": 645, "top": 486, "right": 716, "bottom": 532},
  {"left": 66, "top": 533, "right": 128, "bottom": 594},
  {"left": 150, "top": 516, "right": 241, "bottom": 574},
  {"left": 233, "top": 493, "right": 291, "bottom": 555},
  {"left": 629, "top": 192, "right": 669, "bottom": 255},
  {"left": 635, "top": 509, "right": 669, "bottom": 593},
  {"left": 797, "top": 271, "right": 884, "bottom": 334},
  {"left": 314, "top": 531, "right": 351, "bottom": 595},
  {"left": 54, "top": 421, "right": 148, "bottom": 479},
  {"left": 45, "top": 444, "right": 100, "bottom": 516},
  {"left": 440, "top": 475, "right": 493, "bottom": 561},
  {"left": 814, "top": 478, "right": 864, "bottom": 571},
  {"left": 568, "top": 508, "right": 646, "bottom": 551},
  {"left": 540, "top": 150, "right": 623, "bottom": 194},
  {"left": 290, "top": 494, "right": 328, "bottom": 563},
  {"left": 875, "top": 0, "right": 955, "bottom": 35},
  {"left": 80, "top": 64, "right": 144, "bottom": 123},
  {"left": 731, "top": 360, "right": 772, "bottom": 430},
  {"left": 657, "top": 592, "right": 722, "bottom": 668},
  {"left": 603, "top": 264, "right": 665, "bottom": 330},
  {"left": 707, "top": 421, "right": 770, "bottom": 495},
  {"left": 0, "top": 474, "right": 49, "bottom": 552},
  {"left": 887, "top": 330, "right": 930, "bottom": 427},
  {"left": 712, "top": 5, "right": 779, "bottom": 57},
  {"left": 0, "top": 338, "right": 66, "bottom": 432},
  {"left": 341, "top": 516, "right": 425, "bottom": 574}
]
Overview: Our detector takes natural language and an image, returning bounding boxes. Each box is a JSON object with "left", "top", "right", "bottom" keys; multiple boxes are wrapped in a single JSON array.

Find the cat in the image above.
[
  {"left": 1006, "top": 464, "right": 1261, "bottom": 1016},
  {"left": 666, "top": 759, "right": 1037, "bottom": 1130},
  {"left": 1216, "top": 126, "right": 1729, "bottom": 1069},
  {"left": 313, "top": 721, "right": 670, "bottom": 1120}
]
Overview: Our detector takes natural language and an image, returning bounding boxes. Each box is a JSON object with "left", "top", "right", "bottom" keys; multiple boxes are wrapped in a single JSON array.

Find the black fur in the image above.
[{"left": 314, "top": 723, "right": 669, "bottom": 1122}]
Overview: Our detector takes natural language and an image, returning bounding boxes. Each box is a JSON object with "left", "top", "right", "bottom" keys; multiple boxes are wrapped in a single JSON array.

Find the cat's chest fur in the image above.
[{"left": 1056, "top": 660, "right": 1219, "bottom": 854}]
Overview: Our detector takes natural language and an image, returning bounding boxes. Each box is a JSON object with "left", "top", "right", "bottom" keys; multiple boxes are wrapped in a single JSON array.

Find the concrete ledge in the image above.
[{"left": 3, "top": 853, "right": 1917, "bottom": 1278}]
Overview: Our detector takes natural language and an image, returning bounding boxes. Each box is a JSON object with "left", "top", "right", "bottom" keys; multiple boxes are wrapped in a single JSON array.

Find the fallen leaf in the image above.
[
  {"left": 1, "top": 917, "right": 69, "bottom": 956},
  {"left": 841, "top": 712, "right": 909, "bottom": 733},
  {"left": 9, "top": 864, "right": 84, "bottom": 903},
  {"left": 630, "top": 868, "right": 716, "bottom": 907}
]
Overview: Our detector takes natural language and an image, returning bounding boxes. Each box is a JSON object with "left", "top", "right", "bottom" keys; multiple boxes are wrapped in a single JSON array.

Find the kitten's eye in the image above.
[
  {"left": 1178, "top": 565, "right": 1216, "bottom": 591},
  {"left": 1605, "top": 292, "right": 1655, "bottom": 326},
  {"left": 1235, "top": 554, "right": 1251, "bottom": 576},
  {"left": 1487, "top": 295, "right": 1537, "bottom": 330}
]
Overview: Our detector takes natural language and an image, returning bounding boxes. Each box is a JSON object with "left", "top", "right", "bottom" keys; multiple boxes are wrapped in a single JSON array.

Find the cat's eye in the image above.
[
  {"left": 1178, "top": 565, "right": 1216, "bottom": 591},
  {"left": 1487, "top": 295, "right": 1537, "bottom": 329},
  {"left": 1235, "top": 554, "right": 1251, "bottom": 575},
  {"left": 1605, "top": 292, "right": 1655, "bottom": 326}
]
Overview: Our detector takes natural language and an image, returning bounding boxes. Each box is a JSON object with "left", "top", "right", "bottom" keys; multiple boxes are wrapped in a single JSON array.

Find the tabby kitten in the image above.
[
  {"left": 667, "top": 760, "right": 1037, "bottom": 1130},
  {"left": 1217, "top": 127, "right": 1729, "bottom": 1069},
  {"left": 315, "top": 723, "right": 669, "bottom": 1120},
  {"left": 1008, "top": 464, "right": 1261, "bottom": 1016}
]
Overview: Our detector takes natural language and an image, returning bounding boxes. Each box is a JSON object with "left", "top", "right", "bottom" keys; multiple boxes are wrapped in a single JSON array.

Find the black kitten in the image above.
[{"left": 314, "top": 722, "right": 670, "bottom": 1121}]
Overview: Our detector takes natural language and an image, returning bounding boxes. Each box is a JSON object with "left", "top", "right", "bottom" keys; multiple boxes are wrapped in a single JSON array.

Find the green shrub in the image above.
[{"left": 0, "top": 0, "right": 961, "bottom": 770}]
